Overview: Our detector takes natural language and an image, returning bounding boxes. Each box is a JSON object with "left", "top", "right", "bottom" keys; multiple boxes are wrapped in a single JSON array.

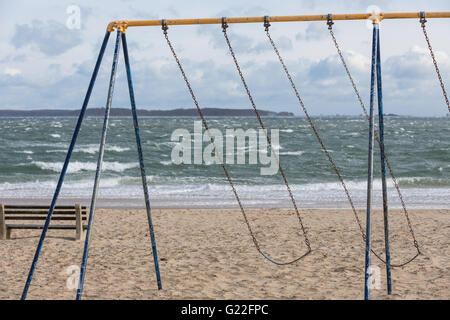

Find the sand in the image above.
[{"left": 1, "top": 208, "right": 448, "bottom": 300}]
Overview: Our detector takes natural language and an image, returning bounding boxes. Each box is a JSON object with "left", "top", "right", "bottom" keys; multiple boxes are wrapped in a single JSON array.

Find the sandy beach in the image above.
[{"left": 1, "top": 208, "right": 448, "bottom": 300}]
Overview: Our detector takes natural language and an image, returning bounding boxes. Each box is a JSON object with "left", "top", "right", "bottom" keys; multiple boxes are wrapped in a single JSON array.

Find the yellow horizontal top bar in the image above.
[{"left": 108, "top": 11, "right": 450, "bottom": 32}]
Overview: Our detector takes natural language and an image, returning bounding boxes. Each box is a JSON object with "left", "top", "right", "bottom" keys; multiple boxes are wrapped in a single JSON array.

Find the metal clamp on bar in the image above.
[
  {"left": 264, "top": 15, "right": 271, "bottom": 31},
  {"left": 368, "top": 10, "right": 382, "bottom": 24},
  {"left": 107, "top": 20, "right": 128, "bottom": 33},
  {"left": 327, "top": 13, "right": 334, "bottom": 30},
  {"left": 420, "top": 11, "right": 427, "bottom": 25},
  {"left": 221, "top": 17, "right": 228, "bottom": 31},
  {"left": 162, "top": 19, "right": 168, "bottom": 33}
]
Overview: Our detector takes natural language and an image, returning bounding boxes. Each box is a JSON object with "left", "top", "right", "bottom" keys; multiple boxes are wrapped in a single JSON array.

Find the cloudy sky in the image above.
[{"left": 1, "top": 0, "right": 449, "bottom": 116}]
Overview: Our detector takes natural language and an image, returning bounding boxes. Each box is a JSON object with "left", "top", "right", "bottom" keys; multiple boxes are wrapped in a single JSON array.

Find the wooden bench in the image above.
[{"left": 0, "top": 204, "right": 88, "bottom": 240}]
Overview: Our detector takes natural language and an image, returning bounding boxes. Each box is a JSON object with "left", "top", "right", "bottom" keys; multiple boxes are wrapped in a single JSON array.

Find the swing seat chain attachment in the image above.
[
  {"left": 162, "top": 19, "right": 168, "bottom": 34},
  {"left": 264, "top": 16, "right": 271, "bottom": 31},
  {"left": 221, "top": 17, "right": 228, "bottom": 31},
  {"left": 420, "top": 11, "right": 427, "bottom": 26},
  {"left": 327, "top": 14, "right": 334, "bottom": 30}
]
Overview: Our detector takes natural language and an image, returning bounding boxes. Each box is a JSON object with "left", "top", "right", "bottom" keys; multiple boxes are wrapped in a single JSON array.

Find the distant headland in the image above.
[{"left": 0, "top": 108, "right": 295, "bottom": 117}]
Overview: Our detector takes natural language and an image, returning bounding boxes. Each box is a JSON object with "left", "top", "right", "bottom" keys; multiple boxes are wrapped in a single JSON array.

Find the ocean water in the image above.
[{"left": 0, "top": 115, "right": 448, "bottom": 209}]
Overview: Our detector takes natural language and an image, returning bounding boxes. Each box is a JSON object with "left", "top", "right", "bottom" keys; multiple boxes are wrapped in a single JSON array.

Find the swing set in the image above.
[{"left": 20, "top": 11, "right": 450, "bottom": 300}]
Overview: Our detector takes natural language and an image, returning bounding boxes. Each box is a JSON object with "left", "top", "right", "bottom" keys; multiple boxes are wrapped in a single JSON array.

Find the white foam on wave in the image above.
[
  {"left": 50, "top": 134, "right": 61, "bottom": 138},
  {"left": 280, "top": 151, "right": 304, "bottom": 156},
  {"left": 73, "top": 144, "right": 131, "bottom": 154},
  {"left": 106, "top": 146, "right": 130, "bottom": 153},
  {"left": 32, "top": 161, "right": 138, "bottom": 173}
]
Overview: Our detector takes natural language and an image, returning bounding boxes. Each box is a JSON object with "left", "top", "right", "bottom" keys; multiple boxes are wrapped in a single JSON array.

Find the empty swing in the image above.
[
  {"left": 262, "top": 14, "right": 423, "bottom": 298},
  {"left": 162, "top": 19, "right": 311, "bottom": 266},
  {"left": 324, "top": 14, "right": 421, "bottom": 266},
  {"left": 267, "top": 17, "right": 424, "bottom": 262}
]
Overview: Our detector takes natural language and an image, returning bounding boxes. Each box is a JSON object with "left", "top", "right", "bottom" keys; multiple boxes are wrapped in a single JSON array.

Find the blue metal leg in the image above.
[
  {"left": 121, "top": 32, "right": 162, "bottom": 290},
  {"left": 364, "top": 22, "right": 378, "bottom": 301},
  {"left": 76, "top": 31, "right": 122, "bottom": 300},
  {"left": 21, "top": 31, "right": 111, "bottom": 300},
  {"left": 375, "top": 27, "right": 393, "bottom": 295}
]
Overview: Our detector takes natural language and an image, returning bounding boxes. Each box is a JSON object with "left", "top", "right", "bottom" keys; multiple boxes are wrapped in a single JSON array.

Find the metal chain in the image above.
[
  {"left": 265, "top": 29, "right": 365, "bottom": 239},
  {"left": 162, "top": 23, "right": 311, "bottom": 265},
  {"left": 327, "top": 24, "right": 420, "bottom": 265},
  {"left": 221, "top": 21, "right": 311, "bottom": 255},
  {"left": 420, "top": 15, "right": 450, "bottom": 113},
  {"left": 221, "top": 21, "right": 310, "bottom": 251}
]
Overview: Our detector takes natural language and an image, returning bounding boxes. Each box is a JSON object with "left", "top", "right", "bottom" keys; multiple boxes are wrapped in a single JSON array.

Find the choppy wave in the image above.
[{"left": 0, "top": 116, "right": 448, "bottom": 208}]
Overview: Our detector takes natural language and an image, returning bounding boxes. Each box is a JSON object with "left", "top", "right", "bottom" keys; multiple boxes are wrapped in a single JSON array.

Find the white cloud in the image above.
[
  {"left": 11, "top": 20, "right": 82, "bottom": 56},
  {"left": 345, "top": 50, "right": 370, "bottom": 73},
  {"left": 4, "top": 68, "right": 21, "bottom": 76}
]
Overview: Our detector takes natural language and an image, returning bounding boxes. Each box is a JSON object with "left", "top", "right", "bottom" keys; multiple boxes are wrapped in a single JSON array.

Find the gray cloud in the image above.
[
  {"left": 296, "top": 22, "right": 331, "bottom": 42},
  {"left": 308, "top": 55, "right": 349, "bottom": 80},
  {"left": 384, "top": 48, "right": 437, "bottom": 79},
  {"left": 11, "top": 19, "right": 82, "bottom": 56}
]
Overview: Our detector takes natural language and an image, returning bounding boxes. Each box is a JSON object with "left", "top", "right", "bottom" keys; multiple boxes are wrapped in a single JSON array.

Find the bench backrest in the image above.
[{"left": 2, "top": 205, "right": 87, "bottom": 222}]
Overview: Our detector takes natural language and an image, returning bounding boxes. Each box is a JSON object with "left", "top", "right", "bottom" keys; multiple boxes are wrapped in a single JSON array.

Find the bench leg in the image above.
[
  {"left": 0, "top": 203, "right": 5, "bottom": 240},
  {"left": 75, "top": 204, "right": 83, "bottom": 241},
  {"left": 6, "top": 228, "right": 11, "bottom": 240},
  {"left": 75, "top": 228, "right": 82, "bottom": 241},
  {"left": 76, "top": 228, "right": 86, "bottom": 241}
]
